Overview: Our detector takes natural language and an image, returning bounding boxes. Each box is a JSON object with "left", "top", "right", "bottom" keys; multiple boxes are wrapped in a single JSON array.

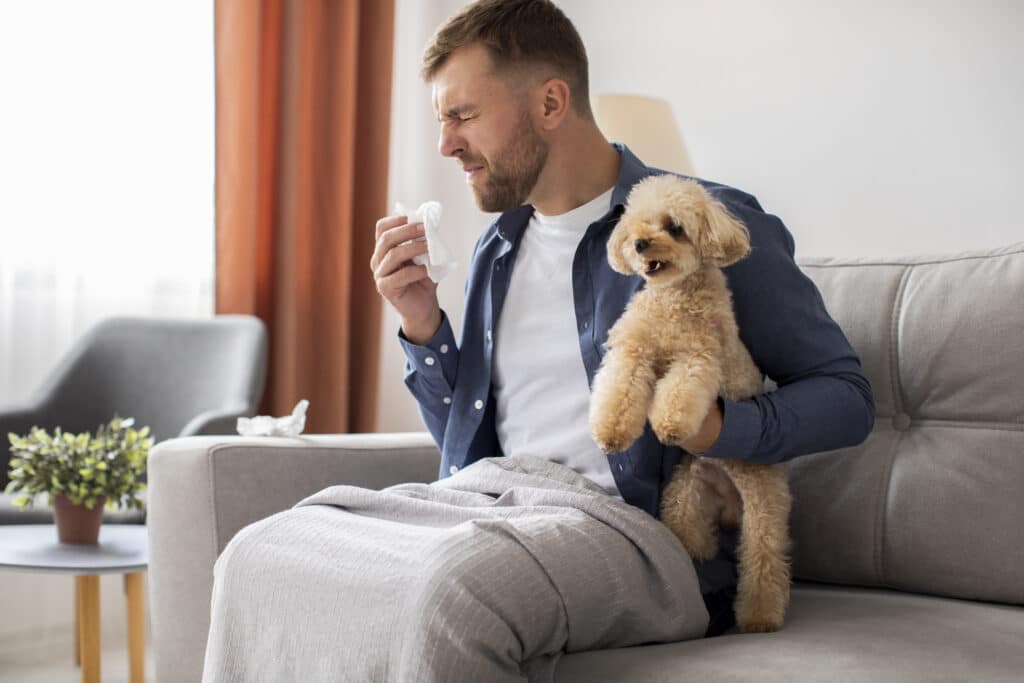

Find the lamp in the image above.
[{"left": 591, "top": 94, "right": 695, "bottom": 175}]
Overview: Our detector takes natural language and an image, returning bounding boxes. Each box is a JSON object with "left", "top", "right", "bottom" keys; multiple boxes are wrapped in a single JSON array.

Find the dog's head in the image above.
[{"left": 607, "top": 175, "right": 751, "bottom": 287}]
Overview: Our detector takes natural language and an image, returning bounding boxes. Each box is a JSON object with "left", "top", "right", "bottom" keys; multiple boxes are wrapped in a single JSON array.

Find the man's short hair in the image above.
[{"left": 420, "top": 0, "right": 593, "bottom": 119}]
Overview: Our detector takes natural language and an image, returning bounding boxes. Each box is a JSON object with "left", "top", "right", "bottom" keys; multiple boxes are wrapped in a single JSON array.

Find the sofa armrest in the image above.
[{"left": 147, "top": 432, "right": 440, "bottom": 683}]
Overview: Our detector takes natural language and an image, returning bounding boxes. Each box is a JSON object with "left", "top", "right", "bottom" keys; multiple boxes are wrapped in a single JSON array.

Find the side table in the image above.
[{"left": 0, "top": 524, "right": 148, "bottom": 683}]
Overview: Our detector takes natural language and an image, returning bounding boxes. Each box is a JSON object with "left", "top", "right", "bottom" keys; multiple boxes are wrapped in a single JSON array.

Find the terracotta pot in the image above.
[{"left": 53, "top": 494, "right": 107, "bottom": 544}]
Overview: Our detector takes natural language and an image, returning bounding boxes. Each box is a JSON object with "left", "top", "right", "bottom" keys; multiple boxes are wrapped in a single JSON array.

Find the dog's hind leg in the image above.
[
  {"left": 660, "top": 455, "right": 721, "bottom": 561},
  {"left": 728, "top": 463, "right": 792, "bottom": 633}
]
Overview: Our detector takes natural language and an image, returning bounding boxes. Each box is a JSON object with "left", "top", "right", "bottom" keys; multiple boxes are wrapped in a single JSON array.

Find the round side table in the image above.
[{"left": 0, "top": 524, "right": 148, "bottom": 683}]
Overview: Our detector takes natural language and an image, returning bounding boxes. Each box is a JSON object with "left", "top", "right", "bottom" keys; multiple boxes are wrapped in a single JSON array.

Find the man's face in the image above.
[{"left": 432, "top": 44, "right": 548, "bottom": 213}]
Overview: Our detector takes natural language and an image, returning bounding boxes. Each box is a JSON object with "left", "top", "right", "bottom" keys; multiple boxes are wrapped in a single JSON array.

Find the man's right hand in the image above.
[{"left": 371, "top": 214, "right": 442, "bottom": 345}]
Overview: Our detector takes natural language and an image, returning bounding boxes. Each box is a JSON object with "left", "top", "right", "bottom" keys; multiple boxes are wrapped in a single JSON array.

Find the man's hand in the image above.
[
  {"left": 679, "top": 398, "right": 723, "bottom": 455},
  {"left": 371, "top": 214, "right": 442, "bottom": 344}
]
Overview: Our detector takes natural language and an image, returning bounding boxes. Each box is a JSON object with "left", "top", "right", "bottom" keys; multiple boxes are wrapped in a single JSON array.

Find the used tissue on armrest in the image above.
[
  {"left": 237, "top": 400, "right": 309, "bottom": 436},
  {"left": 395, "top": 200, "right": 457, "bottom": 283}
]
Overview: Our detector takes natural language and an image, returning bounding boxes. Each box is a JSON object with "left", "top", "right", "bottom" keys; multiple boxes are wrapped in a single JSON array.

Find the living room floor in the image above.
[{"left": 4, "top": 642, "right": 155, "bottom": 682}]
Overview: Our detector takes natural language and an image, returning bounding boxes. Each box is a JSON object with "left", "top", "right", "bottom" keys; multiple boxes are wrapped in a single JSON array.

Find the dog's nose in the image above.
[{"left": 634, "top": 238, "right": 650, "bottom": 253}]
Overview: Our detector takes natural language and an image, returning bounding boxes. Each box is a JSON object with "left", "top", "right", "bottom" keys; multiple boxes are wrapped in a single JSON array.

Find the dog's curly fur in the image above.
[{"left": 589, "top": 174, "right": 793, "bottom": 633}]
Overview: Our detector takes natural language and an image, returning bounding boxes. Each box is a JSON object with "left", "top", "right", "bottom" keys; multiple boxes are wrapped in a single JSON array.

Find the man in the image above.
[{"left": 372, "top": 0, "right": 873, "bottom": 643}]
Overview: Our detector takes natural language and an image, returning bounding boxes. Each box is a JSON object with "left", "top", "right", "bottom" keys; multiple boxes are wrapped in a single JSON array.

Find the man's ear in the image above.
[
  {"left": 606, "top": 221, "right": 634, "bottom": 274},
  {"left": 535, "top": 77, "right": 570, "bottom": 131},
  {"left": 700, "top": 195, "right": 751, "bottom": 267}
]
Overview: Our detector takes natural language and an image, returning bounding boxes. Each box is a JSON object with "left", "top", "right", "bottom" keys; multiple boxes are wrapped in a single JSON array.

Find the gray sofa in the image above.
[{"left": 148, "top": 243, "right": 1024, "bottom": 682}]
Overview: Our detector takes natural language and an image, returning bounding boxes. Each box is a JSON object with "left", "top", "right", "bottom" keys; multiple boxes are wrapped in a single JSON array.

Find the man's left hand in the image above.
[{"left": 680, "top": 398, "right": 723, "bottom": 455}]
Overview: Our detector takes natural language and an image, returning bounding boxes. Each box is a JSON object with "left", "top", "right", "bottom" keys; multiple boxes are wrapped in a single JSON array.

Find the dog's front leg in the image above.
[
  {"left": 589, "top": 345, "right": 657, "bottom": 453},
  {"left": 648, "top": 355, "right": 721, "bottom": 447}
]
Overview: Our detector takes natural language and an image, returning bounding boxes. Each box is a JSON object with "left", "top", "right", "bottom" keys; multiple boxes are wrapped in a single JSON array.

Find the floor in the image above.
[
  {"left": 1, "top": 642, "right": 155, "bottom": 682},
  {"left": 2, "top": 569, "right": 157, "bottom": 681}
]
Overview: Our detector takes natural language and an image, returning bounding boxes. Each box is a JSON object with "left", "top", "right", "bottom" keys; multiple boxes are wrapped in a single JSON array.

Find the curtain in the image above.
[{"left": 215, "top": 0, "right": 393, "bottom": 433}]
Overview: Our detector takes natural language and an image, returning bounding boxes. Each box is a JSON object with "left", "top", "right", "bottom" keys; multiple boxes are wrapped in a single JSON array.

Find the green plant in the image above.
[{"left": 5, "top": 416, "right": 151, "bottom": 511}]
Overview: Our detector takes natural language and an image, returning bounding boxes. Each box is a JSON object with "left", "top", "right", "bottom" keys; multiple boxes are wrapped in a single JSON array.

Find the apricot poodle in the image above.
[{"left": 589, "top": 174, "right": 792, "bottom": 632}]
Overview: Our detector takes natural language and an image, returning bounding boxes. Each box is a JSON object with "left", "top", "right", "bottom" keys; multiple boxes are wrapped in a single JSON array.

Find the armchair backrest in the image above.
[{"left": 2, "top": 315, "right": 267, "bottom": 486}]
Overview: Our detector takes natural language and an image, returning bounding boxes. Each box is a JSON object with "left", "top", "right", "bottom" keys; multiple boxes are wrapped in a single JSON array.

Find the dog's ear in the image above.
[
  {"left": 606, "top": 220, "right": 634, "bottom": 274},
  {"left": 699, "top": 194, "right": 750, "bottom": 267}
]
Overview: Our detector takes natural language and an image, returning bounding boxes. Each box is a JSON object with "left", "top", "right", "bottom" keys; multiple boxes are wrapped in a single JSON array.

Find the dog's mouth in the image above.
[{"left": 644, "top": 260, "right": 666, "bottom": 275}]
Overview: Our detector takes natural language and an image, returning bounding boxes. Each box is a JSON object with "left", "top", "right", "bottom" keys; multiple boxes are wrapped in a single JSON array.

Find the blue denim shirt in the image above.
[{"left": 398, "top": 143, "right": 875, "bottom": 607}]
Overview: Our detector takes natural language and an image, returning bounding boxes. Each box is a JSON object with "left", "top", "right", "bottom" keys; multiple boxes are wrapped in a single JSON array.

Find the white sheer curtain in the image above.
[{"left": 0, "top": 2, "right": 214, "bottom": 405}]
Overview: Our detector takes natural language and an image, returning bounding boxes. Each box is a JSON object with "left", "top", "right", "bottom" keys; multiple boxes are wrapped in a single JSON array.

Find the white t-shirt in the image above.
[{"left": 492, "top": 186, "right": 623, "bottom": 500}]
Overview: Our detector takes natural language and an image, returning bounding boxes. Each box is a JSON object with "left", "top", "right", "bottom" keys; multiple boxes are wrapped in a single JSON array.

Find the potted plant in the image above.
[{"left": 5, "top": 416, "right": 151, "bottom": 544}]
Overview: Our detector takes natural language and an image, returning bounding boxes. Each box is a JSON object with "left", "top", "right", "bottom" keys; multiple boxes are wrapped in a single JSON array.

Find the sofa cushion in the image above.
[
  {"left": 787, "top": 243, "right": 1024, "bottom": 605},
  {"left": 554, "top": 583, "right": 1024, "bottom": 682}
]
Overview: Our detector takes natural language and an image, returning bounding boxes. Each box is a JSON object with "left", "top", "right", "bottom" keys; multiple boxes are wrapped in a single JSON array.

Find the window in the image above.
[{"left": 0, "top": 2, "right": 214, "bottom": 401}]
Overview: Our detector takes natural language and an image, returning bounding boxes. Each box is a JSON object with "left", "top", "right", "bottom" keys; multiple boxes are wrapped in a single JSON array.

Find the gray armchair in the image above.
[{"left": 0, "top": 314, "right": 268, "bottom": 525}]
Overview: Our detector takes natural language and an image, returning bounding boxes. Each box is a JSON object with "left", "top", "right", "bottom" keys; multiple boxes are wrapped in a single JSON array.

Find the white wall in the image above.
[{"left": 377, "top": 0, "right": 1024, "bottom": 433}]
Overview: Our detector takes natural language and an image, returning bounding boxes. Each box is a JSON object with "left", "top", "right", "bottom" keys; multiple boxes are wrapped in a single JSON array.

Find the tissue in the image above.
[
  {"left": 237, "top": 399, "right": 309, "bottom": 437},
  {"left": 394, "top": 200, "right": 457, "bottom": 283}
]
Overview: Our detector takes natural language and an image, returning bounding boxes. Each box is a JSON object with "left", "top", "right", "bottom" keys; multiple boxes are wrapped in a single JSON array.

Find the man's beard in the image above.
[{"left": 471, "top": 112, "right": 548, "bottom": 213}]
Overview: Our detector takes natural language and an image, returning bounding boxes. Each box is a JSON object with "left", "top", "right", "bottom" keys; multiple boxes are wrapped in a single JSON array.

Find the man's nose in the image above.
[
  {"left": 438, "top": 128, "right": 465, "bottom": 158},
  {"left": 634, "top": 238, "right": 651, "bottom": 253}
]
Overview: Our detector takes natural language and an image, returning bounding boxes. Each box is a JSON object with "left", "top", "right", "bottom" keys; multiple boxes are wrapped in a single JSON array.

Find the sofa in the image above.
[{"left": 148, "top": 242, "right": 1024, "bottom": 682}]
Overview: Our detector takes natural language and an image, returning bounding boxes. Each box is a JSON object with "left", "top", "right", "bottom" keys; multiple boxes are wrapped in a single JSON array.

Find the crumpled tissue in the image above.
[
  {"left": 395, "top": 200, "right": 457, "bottom": 283},
  {"left": 237, "top": 399, "right": 309, "bottom": 437}
]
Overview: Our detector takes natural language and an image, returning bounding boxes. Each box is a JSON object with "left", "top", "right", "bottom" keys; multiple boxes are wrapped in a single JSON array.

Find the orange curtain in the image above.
[{"left": 215, "top": 0, "right": 394, "bottom": 433}]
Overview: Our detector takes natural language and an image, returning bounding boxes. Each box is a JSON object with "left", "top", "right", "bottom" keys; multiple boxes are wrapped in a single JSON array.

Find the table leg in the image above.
[
  {"left": 76, "top": 575, "right": 101, "bottom": 683},
  {"left": 74, "top": 579, "right": 81, "bottom": 666},
  {"left": 125, "top": 572, "right": 146, "bottom": 683}
]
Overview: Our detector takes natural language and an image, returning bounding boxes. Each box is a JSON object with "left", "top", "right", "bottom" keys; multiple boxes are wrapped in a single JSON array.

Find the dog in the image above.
[{"left": 588, "top": 174, "right": 792, "bottom": 633}]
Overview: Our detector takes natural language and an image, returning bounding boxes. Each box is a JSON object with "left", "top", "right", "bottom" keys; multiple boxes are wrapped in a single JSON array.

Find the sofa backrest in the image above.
[{"left": 790, "top": 242, "right": 1024, "bottom": 606}]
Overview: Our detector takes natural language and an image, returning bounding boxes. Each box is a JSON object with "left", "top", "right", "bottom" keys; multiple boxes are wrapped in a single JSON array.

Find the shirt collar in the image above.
[{"left": 495, "top": 142, "right": 652, "bottom": 242}]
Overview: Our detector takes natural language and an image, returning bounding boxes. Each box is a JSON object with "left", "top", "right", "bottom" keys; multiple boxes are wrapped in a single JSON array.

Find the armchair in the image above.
[{"left": 0, "top": 314, "right": 268, "bottom": 524}]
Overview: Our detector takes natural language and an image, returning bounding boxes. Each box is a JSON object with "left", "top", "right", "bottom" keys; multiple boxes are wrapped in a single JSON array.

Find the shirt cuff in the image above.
[
  {"left": 699, "top": 396, "right": 762, "bottom": 459},
  {"left": 397, "top": 310, "right": 457, "bottom": 381}
]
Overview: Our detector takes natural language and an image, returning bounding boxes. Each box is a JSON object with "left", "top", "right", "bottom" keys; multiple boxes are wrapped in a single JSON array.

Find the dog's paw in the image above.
[
  {"left": 590, "top": 420, "right": 641, "bottom": 454},
  {"left": 590, "top": 393, "right": 646, "bottom": 453},
  {"left": 649, "top": 409, "right": 698, "bottom": 447},
  {"left": 737, "top": 617, "right": 783, "bottom": 634}
]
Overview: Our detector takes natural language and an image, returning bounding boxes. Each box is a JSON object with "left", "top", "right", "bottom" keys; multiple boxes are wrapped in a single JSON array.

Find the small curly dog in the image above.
[{"left": 589, "top": 174, "right": 792, "bottom": 633}]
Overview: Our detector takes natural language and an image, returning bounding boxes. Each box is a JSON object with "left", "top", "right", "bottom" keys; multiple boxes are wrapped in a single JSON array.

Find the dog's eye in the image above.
[{"left": 665, "top": 223, "right": 683, "bottom": 238}]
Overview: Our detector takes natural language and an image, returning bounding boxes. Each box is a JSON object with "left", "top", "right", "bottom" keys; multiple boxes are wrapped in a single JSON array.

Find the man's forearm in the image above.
[
  {"left": 398, "top": 309, "right": 459, "bottom": 450},
  {"left": 703, "top": 372, "right": 874, "bottom": 464}
]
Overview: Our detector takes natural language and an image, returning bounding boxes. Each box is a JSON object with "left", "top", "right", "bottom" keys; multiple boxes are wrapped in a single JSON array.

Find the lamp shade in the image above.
[{"left": 592, "top": 94, "right": 695, "bottom": 175}]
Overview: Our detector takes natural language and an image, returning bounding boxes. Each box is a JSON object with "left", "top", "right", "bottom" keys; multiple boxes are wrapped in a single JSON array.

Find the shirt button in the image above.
[
  {"left": 486, "top": 329, "right": 492, "bottom": 343},
  {"left": 617, "top": 463, "right": 624, "bottom": 472},
  {"left": 443, "top": 396, "right": 451, "bottom": 405},
  {"left": 424, "top": 356, "right": 435, "bottom": 366},
  {"left": 582, "top": 321, "right": 589, "bottom": 330},
  {"left": 440, "top": 344, "right": 449, "bottom": 354},
  {"left": 474, "top": 399, "right": 484, "bottom": 410},
  {"left": 449, "top": 465, "right": 459, "bottom": 474}
]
